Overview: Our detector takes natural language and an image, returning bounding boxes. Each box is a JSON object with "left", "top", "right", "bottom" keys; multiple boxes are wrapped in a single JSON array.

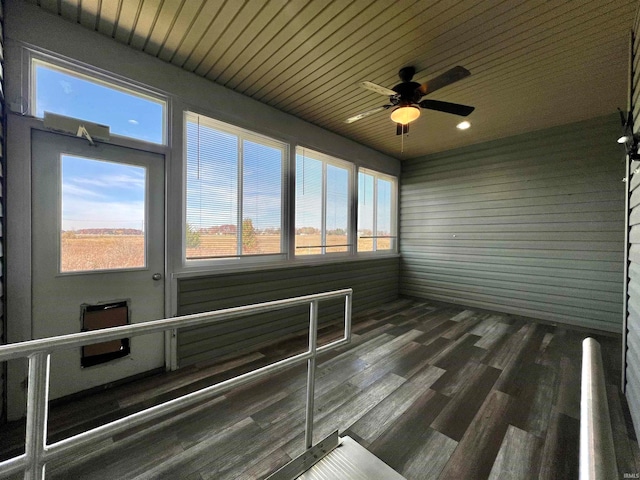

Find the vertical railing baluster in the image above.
[
  {"left": 0, "top": 290, "right": 351, "bottom": 478},
  {"left": 304, "top": 300, "right": 319, "bottom": 449},
  {"left": 24, "top": 352, "right": 50, "bottom": 480},
  {"left": 344, "top": 292, "right": 352, "bottom": 343}
]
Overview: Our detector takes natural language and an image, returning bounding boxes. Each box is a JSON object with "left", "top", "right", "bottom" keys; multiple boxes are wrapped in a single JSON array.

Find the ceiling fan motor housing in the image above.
[
  {"left": 398, "top": 66, "right": 416, "bottom": 82},
  {"left": 391, "top": 81, "right": 423, "bottom": 106},
  {"left": 345, "top": 65, "right": 473, "bottom": 126}
]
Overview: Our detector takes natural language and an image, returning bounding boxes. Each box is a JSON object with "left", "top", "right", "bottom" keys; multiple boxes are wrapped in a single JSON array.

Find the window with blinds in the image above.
[
  {"left": 358, "top": 169, "right": 397, "bottom": 252},
  {"left": 295, "top": 147, "right": 351, "bottom": 255},
  {"left": 185, "top": 113, "right": 286, "bottom": 260}
]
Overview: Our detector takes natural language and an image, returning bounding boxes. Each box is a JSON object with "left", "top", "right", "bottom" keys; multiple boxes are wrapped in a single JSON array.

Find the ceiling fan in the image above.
[{"left": 345, "top": 66, "right": 475, "bottom": 135}]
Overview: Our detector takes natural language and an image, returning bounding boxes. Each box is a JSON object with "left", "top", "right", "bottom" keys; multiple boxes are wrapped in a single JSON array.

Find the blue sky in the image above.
[
  {"left": 39, "top": 63, "right": 391, "bottom": 236},
  {"left": 35, "top": 63, "right": 164, "bottom": 144},
  {"left": 358, "top": 173, "right": 392, "bottom": 234},
  {"left": 62, "top": 155, "right": 146, "bottom": 231},
  {"left": 37, "top": 64, "right": 157, "bottom": 232},
  {"left": 296, "top": 156, "right": 349, "bottom": 232},
  {"left": 186, "top": 121, "right": 283, "bottom": 231}
]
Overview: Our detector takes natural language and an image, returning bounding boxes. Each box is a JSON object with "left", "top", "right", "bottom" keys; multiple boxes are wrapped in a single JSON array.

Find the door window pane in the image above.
[{"left": 61, "top": 155, "right": 146, "bottom": 272}]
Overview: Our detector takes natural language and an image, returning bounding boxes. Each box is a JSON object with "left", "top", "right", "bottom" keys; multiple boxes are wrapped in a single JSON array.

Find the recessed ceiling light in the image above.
[{"left": 457, "top": 121, "right": 471, "bottom": 130}]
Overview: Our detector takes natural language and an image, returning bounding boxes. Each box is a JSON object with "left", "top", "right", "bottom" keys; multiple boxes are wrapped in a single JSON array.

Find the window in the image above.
[
  {"left": 185, "top": 113, "right": 286, "bottom": 260},
  {"left": 358, "top": 169, "right": 397, "bottom": 252},
  {"left": 61, "top": 155, "right": 146, "bottom": 272},
  {"left": 32, "top": 58, "right": 166, "bottom": 145},
  {"left": 296, "top": 148, "right": 351, "bottom": 255}
]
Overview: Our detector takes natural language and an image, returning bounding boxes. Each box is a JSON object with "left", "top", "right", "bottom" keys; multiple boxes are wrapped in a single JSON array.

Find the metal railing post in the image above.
[
  {"left": 0, "top": 289, "right": 352, "bottom": 478},
  {"left": 344, "top": 292, "right": 352, "bottom": 343},
  {"left": 580, "top": 338, "right": 617, "bottom": 480},
  {"left": 304, "top": 300, "right": 319, "bottom": 449},
  {"left": 24, "top": 352, "right": 50, "bottom": 480}
]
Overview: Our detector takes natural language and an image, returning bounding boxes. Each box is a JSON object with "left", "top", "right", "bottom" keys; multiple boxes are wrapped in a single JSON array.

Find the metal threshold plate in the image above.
[{"left": 298, "top": 436, "right": 407, "bottom": 480}]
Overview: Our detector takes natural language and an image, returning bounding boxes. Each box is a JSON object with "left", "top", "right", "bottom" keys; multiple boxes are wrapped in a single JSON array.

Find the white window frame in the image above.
[
  {"left": 183, "top": 112, "right": 289, "bottom": 267},
  {"left": 357, "top": 168, "right": 398, "bottom": 254},
  {"left": 28, "top": 52, "right": 169, "bottom": 146},
  {"left": 295, "top": 147, "right": 354, "bottom": 257}
]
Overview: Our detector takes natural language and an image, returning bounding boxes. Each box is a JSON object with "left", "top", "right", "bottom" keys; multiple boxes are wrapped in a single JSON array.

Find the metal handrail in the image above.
[
  {"left": 0, "top": 288, "right": 353, "bottom": 480},
  {"left": 579, "top": 337, "right": 617, "bottom": 480}
]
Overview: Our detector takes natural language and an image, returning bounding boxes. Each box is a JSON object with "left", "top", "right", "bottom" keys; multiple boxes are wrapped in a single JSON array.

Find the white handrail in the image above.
[
  {"left": 0, "top": 288, "right": 353, "bottom": 480},
  {"left": 580, "top": 337, "right": 617, "bottom": 480}
]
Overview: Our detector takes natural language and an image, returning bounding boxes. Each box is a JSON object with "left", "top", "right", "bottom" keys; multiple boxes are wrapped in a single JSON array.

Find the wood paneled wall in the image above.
[
  {"left": 176, "top": 257, "right": 399, "bottom": 366},
  {"left": 626, "top": 4, "right": 640, "bottom": 444},
  {"left": 400, "top": 114, "right": 624, "bottom": 333}
]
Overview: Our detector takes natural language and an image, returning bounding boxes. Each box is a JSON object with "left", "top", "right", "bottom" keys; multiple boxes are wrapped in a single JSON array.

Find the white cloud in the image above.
[
  {"left": 62, "top": 183, "right": 107, "bottom": 199},
  {"left": 62, "top": 199, "right": 145, "bottom": 231},
  {"left": 128, "top": 119, "right": 139, "bottom": 125},
  {"left": 71, "top": 173, "right": 145, "bottom": 190},
  {"left": 59, "top": 80, "right": 73, "bottom": 95}
]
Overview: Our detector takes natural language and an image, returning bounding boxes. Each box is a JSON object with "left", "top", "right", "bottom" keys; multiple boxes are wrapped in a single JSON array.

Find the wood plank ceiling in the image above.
[{"left": 30, "top": 0, "right": 638, "bottom": 160}]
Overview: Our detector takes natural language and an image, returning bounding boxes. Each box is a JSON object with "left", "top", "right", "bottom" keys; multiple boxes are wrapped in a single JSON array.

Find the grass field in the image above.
[
  {"left": 187, "top": 234, "right": 282, "bottom": 258},
  {"left": 61, "top": 234, "right": 392, "bottom": 271},
  {"left": 61, "top": 235, "right": 145, "bottom": 272}
]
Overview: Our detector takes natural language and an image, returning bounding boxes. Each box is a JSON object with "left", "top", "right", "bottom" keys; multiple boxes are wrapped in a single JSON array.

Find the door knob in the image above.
[{"left": 152, "top": 273, "right": 162, "bottom": 281}]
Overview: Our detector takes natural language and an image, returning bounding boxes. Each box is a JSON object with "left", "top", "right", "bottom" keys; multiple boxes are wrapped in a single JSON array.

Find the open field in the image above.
[
  {"left": 188, "top": 233, "right": 392, "bottom": 257},
  {"left": 61, "top": 233, "right": 393, "bottom": 271},
  {"left": 61, "top": 235, "right": 145, "bottom": 272},
  {"left": 187, "top": 234, "right": 390, "bottom": 257},
  {"left": 187, "top": 234, "right": 282, "bottom": 258},
  {"left": 295, "top": 234, "right": 349, "bottom": 255}
]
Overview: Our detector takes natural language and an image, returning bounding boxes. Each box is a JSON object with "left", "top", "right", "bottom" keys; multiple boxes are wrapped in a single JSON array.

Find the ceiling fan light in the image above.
[{"left": 390, "top": 106, "right": 420, "bottom": 125}]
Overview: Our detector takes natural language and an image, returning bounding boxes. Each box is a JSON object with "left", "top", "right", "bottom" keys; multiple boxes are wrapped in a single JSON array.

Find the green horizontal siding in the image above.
[
  {"left": 176, "top": 257, "right": 399, "bottom": 366},
  {"left": 626, "top": 7, "right": 640, "bottom": 447},
  {"left": 400, "top": 114, "right": 624, "bottom": 332}
]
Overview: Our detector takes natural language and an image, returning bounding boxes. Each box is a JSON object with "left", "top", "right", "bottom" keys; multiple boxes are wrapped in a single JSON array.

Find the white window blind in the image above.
[
  {"left": 295, "top": 148, "right": 351, "bottom": 255},
  {"left": 358, "top": 169, "right": 397, "bottom": 252},
  {"left": 185, "top": 113, "right": 285, "bottom": 260}
]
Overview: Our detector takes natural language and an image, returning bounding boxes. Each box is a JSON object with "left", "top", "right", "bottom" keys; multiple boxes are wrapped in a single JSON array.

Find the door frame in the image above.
[{"left": 6, "top": 114, "right": 173, "bottom": 420}]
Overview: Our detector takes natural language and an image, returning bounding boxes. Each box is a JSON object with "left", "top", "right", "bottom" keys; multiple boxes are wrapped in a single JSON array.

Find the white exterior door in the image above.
[{"left": 31, "top": 130, "right": 165, "bottom": 400}]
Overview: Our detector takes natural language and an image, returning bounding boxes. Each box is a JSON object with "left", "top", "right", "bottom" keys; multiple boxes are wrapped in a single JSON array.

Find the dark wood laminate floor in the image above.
[{"left": 2, "top": 298, "right": 639, "bottom": 479}]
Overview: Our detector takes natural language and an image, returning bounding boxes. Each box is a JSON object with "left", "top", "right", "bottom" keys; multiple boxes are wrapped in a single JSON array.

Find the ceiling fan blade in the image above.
[
  {"left": 345, "top": 105, "right": 390, "bottom": 124},
  {"left": 360, "top": 81, "right": 396, "bottom": 96},
  {"left": 419, "top": 66, "right": 471, "bottom": 95},
  {"left": 419, "top": 99, "right": 475, "bottom": 117}
]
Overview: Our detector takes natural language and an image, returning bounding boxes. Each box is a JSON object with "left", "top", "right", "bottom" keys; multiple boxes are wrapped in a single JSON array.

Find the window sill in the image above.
[{"left": 171, "top": 252, "right": 400, "bottom": 279}]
